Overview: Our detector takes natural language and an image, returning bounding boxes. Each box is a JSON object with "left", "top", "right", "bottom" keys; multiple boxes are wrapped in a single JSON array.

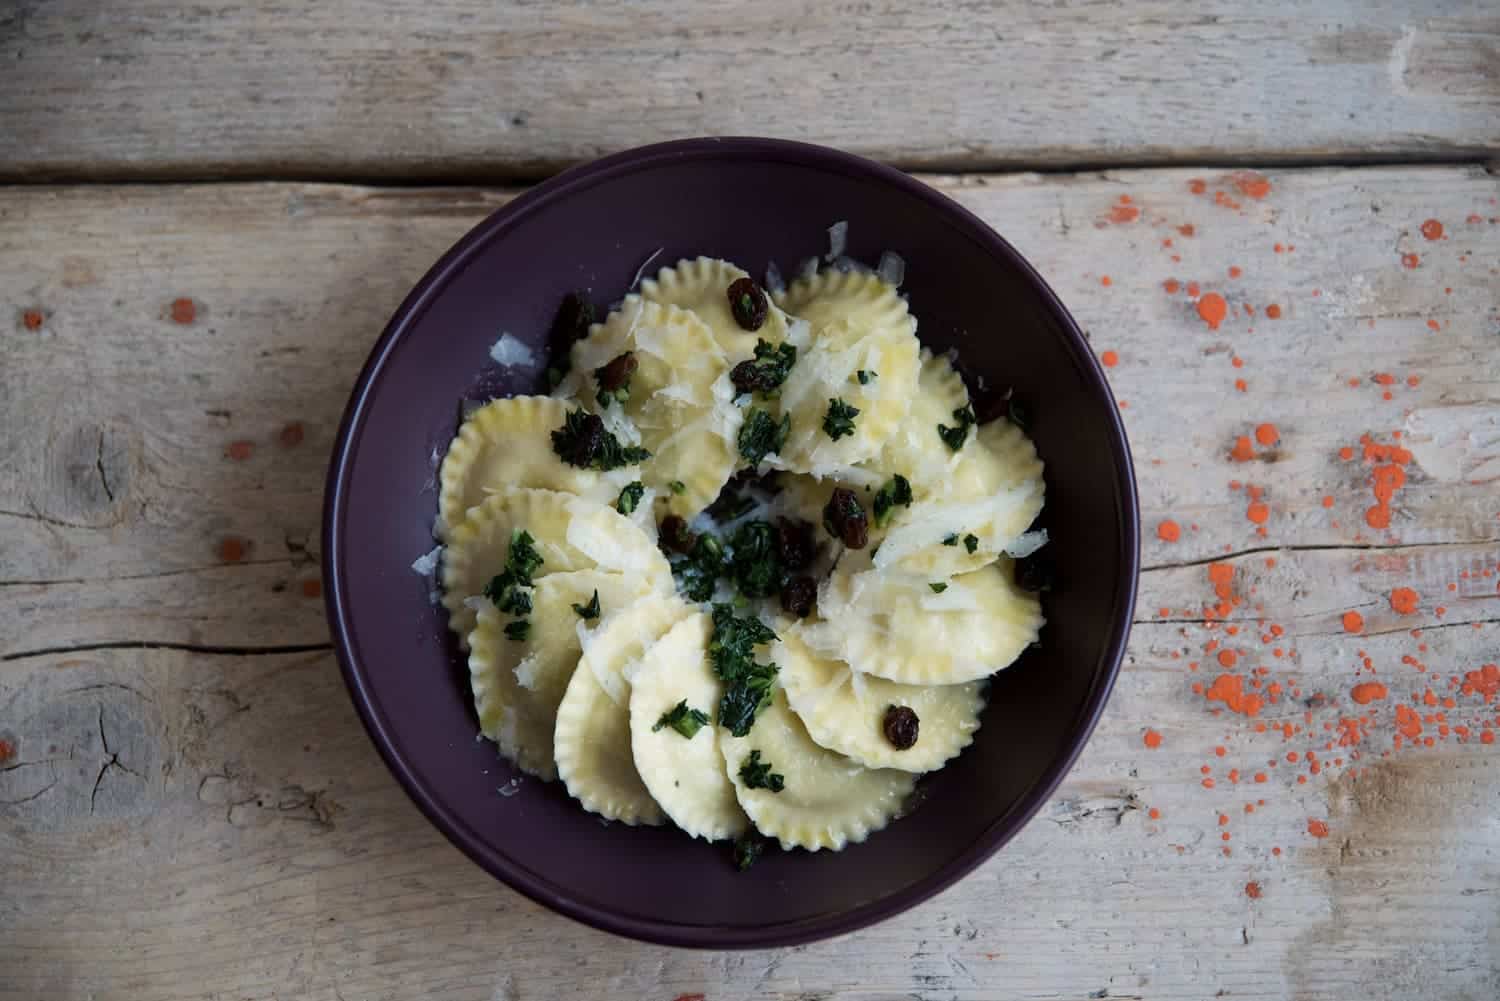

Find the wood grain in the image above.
[
  {"left": 1, "top": 2, "right": 1498, "bottom": 181},
  {"left": 3, "top": 167, "right": 1499, "bottom": 999}
]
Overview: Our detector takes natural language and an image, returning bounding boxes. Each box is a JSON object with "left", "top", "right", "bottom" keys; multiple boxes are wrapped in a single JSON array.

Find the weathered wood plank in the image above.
[
  {"left": 3, "top": 167, "right": 1499, "bottom": 999},
  {"left": 0, "top": 2, "right": 1497, "bottom": 180}
]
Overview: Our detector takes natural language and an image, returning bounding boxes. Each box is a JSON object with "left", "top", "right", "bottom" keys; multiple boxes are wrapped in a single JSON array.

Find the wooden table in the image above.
[{"left": 3, "top": 4, "right": 1498, "bottom": 999}]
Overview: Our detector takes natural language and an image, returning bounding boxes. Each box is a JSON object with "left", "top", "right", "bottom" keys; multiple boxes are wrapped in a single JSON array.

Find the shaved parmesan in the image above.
[
  {"left": 826, "top": 220, "right": 848, "bottom": 262},
  {"left": 411, "top": 546, "right": 443, "bottom": 577},
  {"left": 489, "top": 333, "right": 536, "bottom": 368}
]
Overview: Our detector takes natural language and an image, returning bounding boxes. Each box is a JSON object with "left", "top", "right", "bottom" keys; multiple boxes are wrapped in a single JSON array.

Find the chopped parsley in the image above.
[
  {"left": 730, "top": 338, "right": 797, "bottom": 397},
  {"left": 483, "top": 530, "right": 544, "bottom": 615},
  {"left": 738, "top": 408, "right": 790, "bottom": 466},
  {"left": 857, "top": 369, "right": 875, "bottom": 385},
  {"left": 822, "top": 398, "right": 860, "bottom": 441},
  {"left": 671, "top": 533, "right": 727, "bottom": 603},
  {"left": 593, "top": 351, "right": 638, "bottom": 408},
  {"left": 571, "top": 589, "right": 600, "bottom": 620},
  {"left": 615, "top": 480, "right": 645, "bottom": 515},
  {"left": 708, "top": 604, "right": 779, "bottom": 737},
  {"left": 503, "top": 619, "right": 531, "bottom": 641},
  {"left": 738, "top": 750, "right": 785, "bottom": 793},
  {"left": 942, "top": 534, "right": 959, "bottom": 547},
  {"left": 937, "top": 404, "right": 976, "bottom": 452},
  {"left": 727, "top": 520, "right": 782, "bottom": 599},
  {"left": 668, "top": 479, "right": 686, "bottom": 495},
  {"left": 872, "top": 474, "right": 913, "bottom": 529},
  {"left": 963, "top": 533, "right": 979, "bottom": 554},
  {"left": 551, "top": 408, "right": 651, "bottom": 471},
  {"left": 929, "top": 582, "right": 948, "bottom": 593},
  {"left": 732, "top": 832, "right": 766, "bottom": 871},
  {"left": 653, "top": 700, "right": 711, "bottom": 739}
]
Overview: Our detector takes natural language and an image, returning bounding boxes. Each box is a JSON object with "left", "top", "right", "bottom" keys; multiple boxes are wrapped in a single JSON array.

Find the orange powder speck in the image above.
[
  {"left": 1233, "top": 172, "right": 1272, "bottom": 200},
  {"left": 1342, "top": 611, "right": 1364, "bottom": 634},
  {"left": 1179, "top": 223, "right": 1197, "bottom": 237},
  {"left": 1395, "top": 704, "right": 1423, "bottom": 740},
  {"left": 225, "top": 440, "right": 255, "bottom": 461},
  {"left": 1205, "top": 672, "right": 1264, "bottom": 717},
  {"left": 1247, "top": 501, "right": 1269, "bottom": 525},
  {"left": 1215, "top": 745, "right": 1227, "bottom": 758},
  {"left": 1408, "top": 375, "right": 1422, "bottom": 387},
  {"left": 1189, "top": 179, "right": 1207, "bottom": 195},
  {"left": 1254, "top": 423, "right": 1279, "bottom": 446},
  {"left": 1274, "top": 243, "right": 1285, "bottom": 253},
  {"left": 1426, "top": 320, "right": 1440, "bottom": 332},
  {"left": 1100, "top": 275, "right": 1112, "bottom": 287},
  {"left": 1109, "top": 203, "right": 1141, "bottom": 224},
  {"left": 1401, "top": 253, "right": 1419, "bottom": 269},
  {"left": 1372, "top": 373, "right": 1396, "bottom": 386},
  {"left": 1307, "top": 819, "right": 1330, "bottom": 839},
  {"left": 219, "top": 537, "right": 247, "bottom": 563},
  {"left": 1351, "top": 682, "right": 1389, "bottom": 705},
  {"left": 1229, "top": 266, "right": 1242, "bottom": 278},
  {"left": 1390, "top": 587, "right": 1419, "bottom": 614},
  {"left": 22, "top": 309, "right": 43, "bottom": 330},
  {"left": 1321, "top": 495, "right": 1334, "bottom": 509},
  {"left": 1232, "top": 356, "right": 1244, "bottom": 369},
  {"left": 1148, "top": 807, "right": 1161, "bottom": 820},
  {"left": 1203, "top": 778, "right": 1216, "bottom": 789},
  {"left": 1448, "top": 582, "right": 1458, "bottom": 592},
  {"left": 1157, "top": 520, "right": 1182, "bottom": 543},
  {"left": 1143, "top": 729, "right": 1163, "bottom": 749},
  {"left": 1339, "top": 446, "right": 1355, "bottom": 461},
  {"left": 1163, "top": 278, "right": 1181, "bottom": 294},
  {"left": 1484, "top": 732, "right": 1495, "bottom": 745},
  {"left": 1420, "top": 219, "right": 1444, "bottom": 241},
  {"left": 1265, "top": 304, "right": 1282, "bottom": 319},
  {"left": 1197, "top": 293, "right": 1228, "bottom": 330},
  {"left": 1219, "top": 649, "right": 1239, "bottom": 668},
  {"left": 1187, "top": 281, "right": 1201, "bottom": 298},
  {"left": 171, "top": 297, "right": 197, "bottom": 324},
  {"left": 1230, "top": 435, "right": 1255, "bottom": 462},
  {"left": 1235, "top": 379, "right": 1248, "bottom": 393}
]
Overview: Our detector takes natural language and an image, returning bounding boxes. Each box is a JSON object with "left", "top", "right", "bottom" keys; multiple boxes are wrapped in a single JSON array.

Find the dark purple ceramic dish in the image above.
[{"left": 324, "top": 137, "right": 1138, "bottom": 949}]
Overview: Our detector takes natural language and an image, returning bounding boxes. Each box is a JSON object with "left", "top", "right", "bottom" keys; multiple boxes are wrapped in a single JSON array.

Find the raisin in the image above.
[
  {"left": 821, "top": 488, "right": 869, "bottom": 550},
  {"left": 730, "top": 358, "right": 774, "bottom": 395},
  {"left": 775, "top": 518, "right": 817, "bottom": 571},
  {"left": 780, "top": 575, "right": 817, "bottom": 618},
  {"left": 595, "top": 351, "right": 638, "bottom": 391},
  {"left": 659, "top": 515, "right": 697, "bottom": 555},
  {"left": 727, "top": 277, "right": 768, "bottom": 331},
  {"left": 551, "top": 292, "right": 595, "bottom": 344},
  {"left": 1015, "top": 552, "right": 1055, "bottom": 593},
  {"left": 883, "top": 705, "right": 920, "bottom": 750},
  {"left": 554, "top": 411, "right": 605, "bottom": 466}
]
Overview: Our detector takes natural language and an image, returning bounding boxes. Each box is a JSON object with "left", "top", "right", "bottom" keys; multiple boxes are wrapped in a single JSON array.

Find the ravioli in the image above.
[
  {"left": 803, "top": 554, "right": 1044, "bottom": 685},
  {"left": 767, "top": 270, "right": 920, "bottom": 473},
  {"left": 628, "top": 612, "right": 749, "bottom": 841},
  {"left": 719, "top": 688, "right": 915, "bottom": 851},
  {"left": 437, "top": 395, "right": 616, "bottom": 541},
  {"left": 640, "top": 256, "right": 799, "bottom": 361},
  {"left": 468, "top": 569, "right": 652, "bottom": 780},
  {"left": 442, "top": 487, "right": 671, "bottom": 644},
  {"left": 774, "top": 626, "right": 985, "bottom": 773},
  {"left": 570, "top": 299, "right": 742, "bottom": 517},
  {"left": 553, "top": 594, "right": 691, "bottom": 825}
]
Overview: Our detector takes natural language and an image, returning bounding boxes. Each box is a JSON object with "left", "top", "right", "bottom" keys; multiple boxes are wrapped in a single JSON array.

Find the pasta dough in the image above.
[
  {"left": 719, "top": 688, "right": 915, "bottom": 851},
  {"left": 804, "top": 554, "right": 1044, "bottom": 685},
  {"left": 570, "top": 299, "right": 742, "bottom": 517},
  {"left": 768, "top": 270, "right": 920, "bottom": 473},
  {"left": 628, "top": 612, "right": 749, "bottom": 841},
  {"left": 442, "top": 487, "right": 670, "bottom": 644},
  {"left": 640, "top": 256, "right": 799, "bottom": 361},
  {"left": 468, "top": 569, "right": 653, "bottom": 780},
  {"left": 774, "top": 626, "right": 985, "bottom": 773},
  {"left": 553, "top": 594, "right": 691, "bottom": 825},
  {"left": 436, "top": 395, "right": 616, "bottom": 541}
]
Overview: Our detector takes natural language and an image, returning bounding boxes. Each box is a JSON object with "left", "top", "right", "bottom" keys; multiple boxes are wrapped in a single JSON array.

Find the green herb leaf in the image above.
[
  {"left": 708, "top": 604, "right": 779, "bottom": 736},
  {"left": 483, "top": 530, "right": 545, "bottom": 613},
  {"left": 503, "top": 619, "right": 531, "bottom": 641},
  {"left": 732, "top": 832, "right": 766, "bottom": 871},
  {"left": 941, "top": 533, "right": 959, "bottom": 547},
  {"left": 738, "top": 408, "right": 790, "bottom": 466},
  {"left": 963, "top": 533, "right": 979, "bottom": 554},
  {"left": 551, "top": 408, "right": 651, "bottom": 471},
  {"left": 571, "top": 589, "right": 600, "bottom": 620},
  {"left": 652, "top": 699, "right": 711, "bottom": 739},
  {"left": 872, "top": 474, "right": 914, "bottom": 529},
  {"left": 615, "top": 481, "right": 645, "bottom": 515},
  {"left": 822, "top": 398, "right": 861, "bottom": 441},
  {"left": 668, "top": 480, "right": 686, "bottom": 495},
  {"left": 937, "top": 403, "right": 977, "bottom": 452},
  {"left": 929, "top": 582, "right": 948, "bottom": 593},
  {"left": 727, "top": 520, "right": 782, "bottom": 599},
  {"left": 671, "top": 534, "right": 727, "bottom": 603},
  {"left": 856, "top": 369, "right": 875, "bottom": 385},
  {"left": 738, "top": 749, "right": 785, "bottom": 792}
]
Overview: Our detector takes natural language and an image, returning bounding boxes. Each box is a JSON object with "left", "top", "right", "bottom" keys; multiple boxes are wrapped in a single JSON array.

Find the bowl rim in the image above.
[{"left": 323, "top": 136, "right": 1140, "bottom": 949}]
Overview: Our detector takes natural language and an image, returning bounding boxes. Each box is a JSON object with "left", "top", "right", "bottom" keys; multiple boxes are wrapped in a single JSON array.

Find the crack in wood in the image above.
[
  {"left": 2, "top": 641, "right": 333, "bottom": 663},
  {"left": 1143, "top": 538, "right": 1500, "bottom": 574},
  {"left": 0, "top": 555, "right": 303, "bottom": 588},
  {"left": 0, "top": 779, "right": 57, "bottom": 806},
  {"left": 94, "top": 431, "right": 115, "bottom": 504}
]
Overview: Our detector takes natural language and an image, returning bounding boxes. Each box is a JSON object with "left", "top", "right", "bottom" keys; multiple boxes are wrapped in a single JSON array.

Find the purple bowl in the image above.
[{"left": 323, "top": 138, "right": 1138, "bottom": 948}]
